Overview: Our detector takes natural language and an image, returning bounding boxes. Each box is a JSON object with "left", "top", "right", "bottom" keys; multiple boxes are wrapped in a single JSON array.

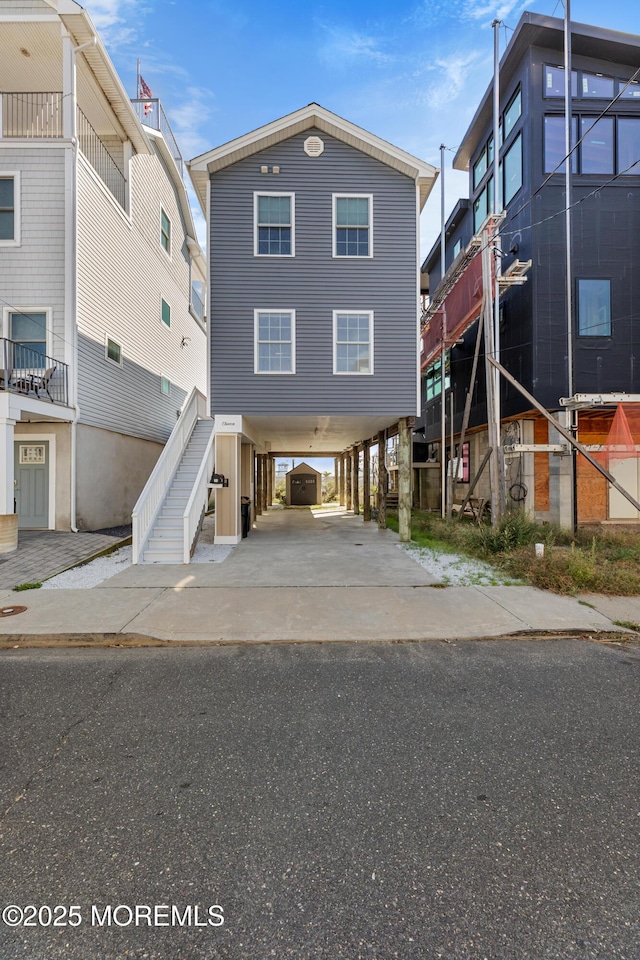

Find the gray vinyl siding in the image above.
[
  {"left": 209, "top": 129, "right": 418, "bottom": 416},
  {"left": 0, "top": 146, "right": 66, "bottom": 364}
]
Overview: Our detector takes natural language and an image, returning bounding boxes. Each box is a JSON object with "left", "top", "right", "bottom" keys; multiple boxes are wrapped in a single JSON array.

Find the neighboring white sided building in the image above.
[{"left": 0, "top": 0, "right": 206, "bottom": 549}]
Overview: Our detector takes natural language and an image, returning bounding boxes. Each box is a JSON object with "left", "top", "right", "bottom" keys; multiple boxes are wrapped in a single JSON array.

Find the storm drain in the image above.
[{"left": 0, "top": 605, "right": 27, "bottom": 617}]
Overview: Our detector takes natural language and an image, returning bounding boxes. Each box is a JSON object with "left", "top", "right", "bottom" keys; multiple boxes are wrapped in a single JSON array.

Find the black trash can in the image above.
[{"left": 241, "top": 496, "right": 251, "bottom": 538}]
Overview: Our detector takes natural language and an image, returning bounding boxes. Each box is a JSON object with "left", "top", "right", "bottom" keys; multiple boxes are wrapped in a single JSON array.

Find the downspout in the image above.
[{"left": 66, "top": 34, "right": 96, "bottom": 532}]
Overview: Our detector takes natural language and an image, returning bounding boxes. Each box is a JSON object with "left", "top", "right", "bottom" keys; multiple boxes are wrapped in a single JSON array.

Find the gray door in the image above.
[
  {"left": 14, "top": 441, "right": 49, "bottom": 529},
  {"left": 290, "top": 474, "right": 317, "bottom": 506}
]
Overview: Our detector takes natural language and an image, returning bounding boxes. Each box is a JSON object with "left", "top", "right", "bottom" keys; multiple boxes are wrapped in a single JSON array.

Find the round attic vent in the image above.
[{"left": 304, "top": 136, "right": 324, "bottom": 157}]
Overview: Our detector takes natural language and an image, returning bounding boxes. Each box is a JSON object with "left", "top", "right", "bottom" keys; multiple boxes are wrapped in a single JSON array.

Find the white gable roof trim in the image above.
[{"left": 188, "top": 103, "right": 438, "bottom": 211}]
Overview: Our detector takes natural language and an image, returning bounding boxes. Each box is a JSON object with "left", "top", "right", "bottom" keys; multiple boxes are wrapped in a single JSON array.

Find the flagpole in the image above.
[{"left": 136, "top": 58, "right": 140, "bottom": 99}]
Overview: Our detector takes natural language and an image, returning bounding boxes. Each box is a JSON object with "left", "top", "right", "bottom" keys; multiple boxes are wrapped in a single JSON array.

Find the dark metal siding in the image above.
[{"left": 209, "top": 129, "right": 418, "bottom": 416}]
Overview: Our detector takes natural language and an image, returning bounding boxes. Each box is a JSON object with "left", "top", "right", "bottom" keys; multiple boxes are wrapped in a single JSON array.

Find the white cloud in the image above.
[
  {"left": 317, "top": 24, "right": 393, "bottom": 68},
  {"left": 462, "top": 0, "right": 535, "bottom": 22},
  {"left": 167, "top": 86, "right": 216, "bottom": 163}
]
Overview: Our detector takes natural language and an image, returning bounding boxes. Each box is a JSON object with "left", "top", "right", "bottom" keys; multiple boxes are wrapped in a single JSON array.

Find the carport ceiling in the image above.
[{"left": 244, "top": 415, "right": 400, "bottom": 452}]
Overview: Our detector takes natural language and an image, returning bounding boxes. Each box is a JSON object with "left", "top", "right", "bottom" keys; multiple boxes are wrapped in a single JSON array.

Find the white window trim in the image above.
[
  {"left": 253, "top": 192, "right": 295, "bottom": 257},
  {"left": 104, "top": 333, "right": 123, "bottom": 368},
  {"left": 160, "top": 204, "right": 171, "bottom": 259},
  {"left": 160, "top": 375, "right": 171, "bottom": 395},
  {"left": 2, "top": 305, "right": 53, "bottom": 356},
  {"left": 0, "top": 171, "right": 21, "bottom": 246},
  {"left": 160, "top": 295, "right": 171, "bottom": 328},
  {"left": 332, "top": 309, "right": 374, "bottom": 375},
  {"left": 254, "top": 309, "right": 296, "bottom": 375},
  {"left": 332, "top": 194, "right": 373, "bottom": 259}
]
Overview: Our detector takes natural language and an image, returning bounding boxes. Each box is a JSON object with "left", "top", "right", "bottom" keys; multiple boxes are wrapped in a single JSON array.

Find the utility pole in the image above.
[
  {"left": 439, "top": 143, "right": 447, "bottom": 518},
  {"left": 564, "top": 0, "right": 578, "bottom": 534},
  {"left": 492, "top": 18, "right": 506, "bottom": 521}
]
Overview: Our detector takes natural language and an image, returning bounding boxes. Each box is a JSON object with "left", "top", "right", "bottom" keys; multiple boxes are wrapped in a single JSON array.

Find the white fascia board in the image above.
[
  {"left": 58, "top": 7, "right": 152, "bottom": 156},
  {"left": 145, "top": 127, "right": 200, "bottom": 250},
  {"left": 188, "top": 103, "right": 438, "bottom": 211}
]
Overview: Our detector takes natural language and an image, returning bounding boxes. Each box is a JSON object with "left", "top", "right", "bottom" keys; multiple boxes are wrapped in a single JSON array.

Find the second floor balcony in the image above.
[
  {"left": 0, "top": 338, "right": 69, "bottom": 408},
  {"left": 1, "top": 91, "right": 126, "bottom": 209}
]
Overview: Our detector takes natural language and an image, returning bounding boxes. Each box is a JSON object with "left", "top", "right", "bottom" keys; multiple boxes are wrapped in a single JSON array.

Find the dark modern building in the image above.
[{"left": 418, "top": 12, "right": 640, "bottom": 525}]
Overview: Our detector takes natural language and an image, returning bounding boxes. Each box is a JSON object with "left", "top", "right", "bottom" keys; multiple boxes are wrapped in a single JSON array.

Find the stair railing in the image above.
[
  {"left": 182, "top": 425, "right": 215, "bottom": 563},
  {"left": 132, "top": 387, "right": 207, "bottom": 563}
]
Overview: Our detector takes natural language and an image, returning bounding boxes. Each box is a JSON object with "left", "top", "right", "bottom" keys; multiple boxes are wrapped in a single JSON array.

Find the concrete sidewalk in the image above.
[{"left": 0, "top": 507, "right": 627, "bottom": 643}]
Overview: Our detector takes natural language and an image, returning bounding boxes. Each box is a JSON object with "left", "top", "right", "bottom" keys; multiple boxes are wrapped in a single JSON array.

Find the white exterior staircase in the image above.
[
  {"left": 132, "top": 388, "right": 214, "bottom": 564},
  {"left": 143, "top": 420, "right": 214, "bottom": 562}
]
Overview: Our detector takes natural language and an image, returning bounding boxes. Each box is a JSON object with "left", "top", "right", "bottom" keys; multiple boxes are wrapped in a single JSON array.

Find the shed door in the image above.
[
  {"left": 14, "top": 441, "right": 49, "bottom": 528},
  {"left": 290, "top": 474, "right": 317, "bottom": 506}
]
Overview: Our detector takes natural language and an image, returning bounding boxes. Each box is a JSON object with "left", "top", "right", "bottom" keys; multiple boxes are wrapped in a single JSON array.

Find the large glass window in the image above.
[
  {"left": 581, "top": 72, "right": 614, "bottom": 99},
  {"left": 580, "top": 117, "right": 614, "bottom": 174},
  {"left": 544, "top": 116, "right": 578, "bottom": 174},
  {"left": 425, "top": 354, "right": 450, "bottom": 401},
  {"left": 619, "top": 78, "right": 640, "bottom": 100},
  {"left": 255, "top": 194, "right": 294, "bottom": 256},
  {"left": 334, "top": 196, "right": 372, "bottom": 257},
  {"left": 333, "top": 311, "right": 373, "bottom": 374},
  {"left": 0, "top": 177, "right": 16, "bottom": 242},
  {"left": 473, "top": 148, "right": 487, "bottom": 190},
  {"left": 473, "top": 177, "right": 493, "bottom": 232},
  {"left": 577, "top": 279, "right": 611, "bottom": 337},
  {"left": 503, "top": 133, "right": 522, "bottom": 205},
  {"left": 255, "top": 310, "right": 295, "bottom": 373},
  {"left": 503, "top": 88, "right": 521, "bottom": 141},
  {"left": 10, "top": 312, "right": 47, "bottom": 367},
  {"left": 617, "top": 118, "right": 640, "bottom": 175},
  {"left": 544, "top": 65, "right": 578, "bottom": 98}
]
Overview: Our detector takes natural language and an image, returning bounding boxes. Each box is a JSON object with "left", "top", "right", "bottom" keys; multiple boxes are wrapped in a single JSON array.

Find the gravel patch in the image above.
[
  {"left": 399, "top": 542, "right": 521, "bottom": 586},
  {"left": 42, "top": 539, "right": 235, "bottom": 589}
]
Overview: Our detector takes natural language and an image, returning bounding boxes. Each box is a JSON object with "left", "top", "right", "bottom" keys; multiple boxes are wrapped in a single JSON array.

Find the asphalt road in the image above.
[{"left": 0, "top": 639, "right": 638, "bottom": 960}]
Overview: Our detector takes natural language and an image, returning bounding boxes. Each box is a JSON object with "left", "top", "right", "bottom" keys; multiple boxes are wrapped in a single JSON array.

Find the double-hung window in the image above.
[
  {"left": 0, "top": 174, "right": 19, "bottom": 245},
  {"left": 333, "top": 311, "right": 373, "bottom": 374},
  {"left": 160, "top": 208, "right": 171, "bottom": 254},
  {"left": 254, "top": 193, "right": 294, "bottom": 256},
  {"left": 255, "top": 310, "right": 295, "bottom": 373},
  {"left": 9, "top": 311, "right": 47, "bottom": 368},
  {"left": 333, "top": 195, "right": 372, "bottom": 258}
]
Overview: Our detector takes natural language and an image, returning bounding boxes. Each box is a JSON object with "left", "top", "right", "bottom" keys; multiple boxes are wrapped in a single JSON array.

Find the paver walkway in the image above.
[{"left": 0, "top": 529, "right": 123, "bottom": 591}]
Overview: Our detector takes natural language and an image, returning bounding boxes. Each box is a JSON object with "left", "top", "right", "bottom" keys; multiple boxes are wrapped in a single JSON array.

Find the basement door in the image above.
[
  {"left": 608, "top": 458, "right": 640, "bottom": 520},
  {"left": 14, "top": 441, "right": 49, "bottom": 528}
]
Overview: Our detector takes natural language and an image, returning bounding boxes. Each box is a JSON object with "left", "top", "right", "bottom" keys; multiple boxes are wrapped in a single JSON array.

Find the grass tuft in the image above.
[
  {"left": 13, "top": 582, "right": 42, "bottom": 591},
  {"left": 387, "top": 508, "right": 640, "bottom": 596}
]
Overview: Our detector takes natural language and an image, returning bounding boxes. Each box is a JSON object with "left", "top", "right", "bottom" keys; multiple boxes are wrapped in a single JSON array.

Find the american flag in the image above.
[{"left": 139, "top": 75, "right": 154, "bottom": 115}]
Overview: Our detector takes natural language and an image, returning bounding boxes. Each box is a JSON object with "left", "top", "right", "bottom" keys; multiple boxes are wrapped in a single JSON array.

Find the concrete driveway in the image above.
[{"left": 0, "top": 507, "right": 619, "bottom": 643}]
